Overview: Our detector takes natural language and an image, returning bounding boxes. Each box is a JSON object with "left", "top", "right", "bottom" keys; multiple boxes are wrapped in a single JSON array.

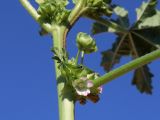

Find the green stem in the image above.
[
  {"left": 52, "top": 26, "right": 75, "bottom": 120},
  {"left": 19, "top": 0, "right": 52, "bottom": 33},
  {"left": 75, "top": 50, "right": 81, "bottom": 65},
  {"left": 63, "top": 0, "right": 87, "bottom": 39},
  {"left": 93, "top": 49, "right": 160, "bottom": 88},
  {"left": 81, "top": 51, "right": 85, "bottom": 64}
]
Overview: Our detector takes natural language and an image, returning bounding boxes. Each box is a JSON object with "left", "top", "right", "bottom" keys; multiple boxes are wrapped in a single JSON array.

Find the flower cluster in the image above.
[{"left": 36, "top": 0, "right": 70, "bottom": 25}]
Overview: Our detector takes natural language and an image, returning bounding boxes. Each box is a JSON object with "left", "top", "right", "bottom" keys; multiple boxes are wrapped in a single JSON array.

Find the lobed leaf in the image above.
[
  {"left": 132, "top": 65, "right": 153, "bottom": 94},
  {"left": 92, "top": 0, "right": 160, "bottom": 94}
]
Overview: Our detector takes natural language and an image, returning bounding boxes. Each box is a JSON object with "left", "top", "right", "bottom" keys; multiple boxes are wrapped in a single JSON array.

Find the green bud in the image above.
[{"left": 76, "top": 32, "right": 97, "bottom": 54}]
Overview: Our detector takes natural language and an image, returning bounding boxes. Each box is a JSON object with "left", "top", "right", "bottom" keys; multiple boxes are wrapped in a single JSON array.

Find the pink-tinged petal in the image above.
[
  {"left": 87, "top": 80, "right": 93, "bottom": 88},
  {"left": 98, "top": 86, "right": 103, "bottom": 93}
]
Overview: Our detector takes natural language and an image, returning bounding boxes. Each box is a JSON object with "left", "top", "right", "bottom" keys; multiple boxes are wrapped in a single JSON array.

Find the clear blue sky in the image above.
[{"left": 0, "top": 0, "right": 160, "bottom": 120}]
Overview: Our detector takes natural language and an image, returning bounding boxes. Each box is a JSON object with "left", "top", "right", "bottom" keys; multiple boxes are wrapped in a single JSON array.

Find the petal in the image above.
[
  {"left": 98, "top": 86, "right": 103, "bottom": 93},
  {"left": 87, "top": 80, "right": 93, "bottom": 88},
  {"left": 76, "top": 89, "right": 90, "bottom": 96}
]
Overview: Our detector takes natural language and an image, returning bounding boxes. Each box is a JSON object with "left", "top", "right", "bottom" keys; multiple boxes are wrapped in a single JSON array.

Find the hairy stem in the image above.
[
  {"left": 19, "top": 0, "right": 52, "bottom": 32},
  {"left": 52, "top": 26, "right": 75, "bottom": 120},
  {"left": 93, "top": 49, "right": 160, "bottom": 88}
]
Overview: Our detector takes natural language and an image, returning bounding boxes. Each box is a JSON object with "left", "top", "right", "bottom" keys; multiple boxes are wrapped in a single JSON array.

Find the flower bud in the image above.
[{"left": 76, "top": 32, "right": 97, "bottom": 54}]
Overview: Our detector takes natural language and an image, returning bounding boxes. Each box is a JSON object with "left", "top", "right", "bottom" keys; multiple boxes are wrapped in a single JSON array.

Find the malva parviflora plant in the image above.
[{"left": 20, "top": 0, "right": 160, "bottom": 120}]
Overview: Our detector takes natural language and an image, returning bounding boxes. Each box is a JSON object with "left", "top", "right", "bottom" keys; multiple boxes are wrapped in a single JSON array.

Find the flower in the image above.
[{"left": 73, "top": 77, "right": 93, "bottom": 96}]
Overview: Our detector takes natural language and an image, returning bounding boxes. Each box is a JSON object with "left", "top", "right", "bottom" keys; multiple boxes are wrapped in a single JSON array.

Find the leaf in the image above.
[
  {"left": 101, "top": 34, "right": 131, "bottom": 71},
  {"left": 135, "top": 11, "right": 160, "bottom": 29},
  {"left": 135, "top": 0, "right": 157, "bottom": 27},
  {"left": 113, "top": 5, "right": 130, "bottom": 28},
  {"left": 103, "top": 0, "right": 112, "bottom": 4},
  {"left": 92, "top": 5, "right": 129, "bottom": 35},
  {"left": 52, "top": 56, "right": 61, "bottom": 63},
  {"left": 101, "top": 32, "right": 156, "bottom": 94},
  {"left": 101, "top": 50, "right": 121, "bottom": 71},
  {"left": 92, "top": 0, "right": 160, "bottom": 94},
  {"left": 133, "top": 27, "right": 160, "bottom": 48},
  {"left": 92, "top": 20, "right": 117, "bottom": 34},
  {"left": 132, "top": 65, "right": 153, "bottom": 94}
]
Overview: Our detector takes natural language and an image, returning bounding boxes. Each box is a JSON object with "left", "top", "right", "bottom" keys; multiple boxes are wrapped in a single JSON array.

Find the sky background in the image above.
[{"left": 0, "top": 0, "right": 160, "bottom": 120}]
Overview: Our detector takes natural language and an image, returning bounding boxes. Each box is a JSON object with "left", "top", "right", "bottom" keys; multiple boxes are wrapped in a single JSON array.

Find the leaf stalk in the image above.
[{"left": 93, "top": 49, "right": 160, "bottom": 88}]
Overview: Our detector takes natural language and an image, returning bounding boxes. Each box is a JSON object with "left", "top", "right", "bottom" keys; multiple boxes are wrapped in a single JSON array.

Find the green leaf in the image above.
[
  {"left": 132, "top": 65, "right": 153, "bottom": 94},
  {"left": 92, "top": 21, "right": 117, "bottom": 34},
  {"left": 135, "top": 0, "right": 157, "bottom": 27},
  {"left": 135, "top": 11, "right": 160, "bottom": 29},
  {"left": 92, "top": 22, "right": 107, "bottom": 35},
  {"left": 113, "top": 5, "right": 130, "bottom": 28},
  {"left": 101, "top": 32, "right": 158, "bottom": 94},
  {"left": 103, "top": 0, "right": 112, "bottom": 4},
  {"left": 101, "top": 34, "right": 130, "bottom": 71},
  {"left": 94, "top": 1, "right": 160, "bottom": 94},
  {"left": 92, "top": 5, "right": 129, "bottom": 35},
  {"left": 52, "top": 48, "right": 98, "bottom": 87},
  {"left": 101, "top": 50, "right": 121, "bottom": 71}
]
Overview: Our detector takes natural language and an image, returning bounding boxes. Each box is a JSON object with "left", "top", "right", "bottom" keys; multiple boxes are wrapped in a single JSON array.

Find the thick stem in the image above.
[
  {"left": 52, "top": 26, "right": 75, "bottom": 120},
  {"left": 93, "top": 49, "right": 160, "bottom": 88}
]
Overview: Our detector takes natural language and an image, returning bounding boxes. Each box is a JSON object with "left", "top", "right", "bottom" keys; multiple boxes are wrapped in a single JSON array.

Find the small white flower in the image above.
[{"left": 73, "top": 77, "right": 93, "bottom": 96}]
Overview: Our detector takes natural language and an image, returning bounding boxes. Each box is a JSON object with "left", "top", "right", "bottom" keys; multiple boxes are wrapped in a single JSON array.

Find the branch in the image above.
[
  {"left": 63, "top": 0, "right": 87, "bottom": 38},
  {"left": 67, "top": 0, "right": 86, "bottom": 27},
  {"left": 62, "top": 0, "right": 87, "bottom": 48},
  {"left": 93, "top": 49, "right": 160, "bottom": 88},
  {"left": 19, "top": 0, "right": 52, "bottom": 33}
]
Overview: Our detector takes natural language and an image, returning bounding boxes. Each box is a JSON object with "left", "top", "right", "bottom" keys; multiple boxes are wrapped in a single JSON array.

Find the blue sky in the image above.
[{"left": 0, "top": 0, "right": 160, "bottom": 120}]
